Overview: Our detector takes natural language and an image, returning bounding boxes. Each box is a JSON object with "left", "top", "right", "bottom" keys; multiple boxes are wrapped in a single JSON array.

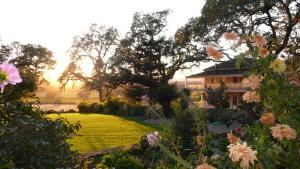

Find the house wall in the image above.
[{"left": 186, "top": 76, "right": 246, "bottom": 108}]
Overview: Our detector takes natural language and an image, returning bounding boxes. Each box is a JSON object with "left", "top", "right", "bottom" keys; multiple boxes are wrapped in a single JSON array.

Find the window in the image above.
[
  {"left": 233, "top": 77, "right": 238, "bottom": 83},
  {"left": 232, "top": 96, "right": 238, "bottom": 105}
]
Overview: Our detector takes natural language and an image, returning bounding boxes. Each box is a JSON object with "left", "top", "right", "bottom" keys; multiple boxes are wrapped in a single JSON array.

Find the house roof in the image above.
[{"left": 187, "top": 58, "right": 252, "bottom": 78}]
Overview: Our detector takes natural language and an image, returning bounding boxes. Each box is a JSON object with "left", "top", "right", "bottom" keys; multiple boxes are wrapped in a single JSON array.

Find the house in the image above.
[{"left": 185, "top": 59, "right": 252, "bottom": 108}]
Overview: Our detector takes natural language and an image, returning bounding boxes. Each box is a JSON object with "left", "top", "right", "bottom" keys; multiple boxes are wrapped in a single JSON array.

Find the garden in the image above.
[{"left": 1, "top": 0, "right": 300, "bottom": 169}]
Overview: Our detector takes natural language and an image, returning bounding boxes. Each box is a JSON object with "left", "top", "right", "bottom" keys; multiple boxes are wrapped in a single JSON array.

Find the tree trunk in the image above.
[{"left": 98, "top": 87, "right": 104, "bottom": 102}]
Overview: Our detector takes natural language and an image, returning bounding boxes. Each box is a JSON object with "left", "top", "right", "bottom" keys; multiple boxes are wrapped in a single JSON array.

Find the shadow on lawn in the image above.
[{"left": 115, "top": 115, "right": 161, "bottom": 130}]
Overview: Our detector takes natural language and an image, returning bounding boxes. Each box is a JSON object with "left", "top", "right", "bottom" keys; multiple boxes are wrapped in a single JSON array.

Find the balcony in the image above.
[{"left": 205, "top": 83, "right": 247, "bottom": 92}]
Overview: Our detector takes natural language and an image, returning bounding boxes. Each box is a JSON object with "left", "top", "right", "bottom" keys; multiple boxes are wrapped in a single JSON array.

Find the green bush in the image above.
[
  {"left": 103, "top": 97, "right": 125, "bottom": 114},
  {"left": 77, "top": 102, "right": 104, "bottom": 113},
  {"left": 206, "top": 108, "right": 256, "bottom": 125},
  {"left": 94, "top": 151, "right": 143, "bottom": 169},
  {"left": 173, "top": 107, "right": 208, "bottom": 157},
  {"left": 125, "top": 103, "right": 146, "bottom": 117},
  {"left": 0, "top": 103, "right": 80, "bottom": 168}
]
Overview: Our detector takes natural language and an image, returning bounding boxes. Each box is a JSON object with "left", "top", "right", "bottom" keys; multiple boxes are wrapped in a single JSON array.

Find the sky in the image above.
[{"left": 0, "top": 0, "right": 207, "bottom": 85}]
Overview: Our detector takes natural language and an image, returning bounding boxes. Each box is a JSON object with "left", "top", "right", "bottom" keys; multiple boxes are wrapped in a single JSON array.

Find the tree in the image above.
[
  {"left": 109, "top": 10, "right": 203, "bottom": 117},
  {"left": 59, "top": 24, "right": 119, "bottom": 102},
  {"left": 204, "top": 80, "right": 230, "bottom": 108},
  {"left": 0, "top": 42, "right": 55, "bottom": 100},
  {"left": 176, "top": 0, "right": 300, "bottom": 62}
]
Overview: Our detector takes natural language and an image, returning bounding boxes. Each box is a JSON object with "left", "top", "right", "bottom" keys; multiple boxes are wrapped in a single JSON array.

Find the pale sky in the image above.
[{"left": 0, "top": 0, "right": 207, "bottom": 84}]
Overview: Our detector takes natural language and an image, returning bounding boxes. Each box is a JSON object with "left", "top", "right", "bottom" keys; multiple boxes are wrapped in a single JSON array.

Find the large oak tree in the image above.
[
  {"left": 109, "top": 10, "right": 203, "bottom": 117},
  {"left": 59, "top": 24, "right": 119, "bottom": 101}
]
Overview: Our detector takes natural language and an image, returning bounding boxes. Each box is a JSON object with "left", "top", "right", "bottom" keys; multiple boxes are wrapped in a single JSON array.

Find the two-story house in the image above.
[{"left": 185, "top": 59, "right": 252, "bottom": 108}]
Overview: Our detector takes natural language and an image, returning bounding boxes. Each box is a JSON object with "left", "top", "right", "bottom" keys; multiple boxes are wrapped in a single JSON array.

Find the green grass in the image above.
[{"left": 48, "top": 113, "right": 156, "bottom": 153}]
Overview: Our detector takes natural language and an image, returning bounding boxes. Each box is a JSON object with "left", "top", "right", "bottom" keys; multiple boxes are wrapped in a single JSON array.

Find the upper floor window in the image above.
[{"left": 233, "top": 77, "right": 238, "bottom": 83}]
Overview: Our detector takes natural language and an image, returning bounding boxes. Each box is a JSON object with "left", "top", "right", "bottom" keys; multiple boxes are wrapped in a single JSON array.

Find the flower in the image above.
[
  {"left": 242, "top": 91, "right": 261, "bottom": 103},
  {"left": 211, "top": 154, "right": 221, "bottom": 160},
  {"left": 206, "top": 45, "right": 223, "bottom": 60},
  {"left": 196, "top": 163, "right": 216, "bottom": 169},
  {"left": 269, "top": 58, "right": 287, "bottom": 74},
  {"left": 0, "top": 63, "right": 22, "bottom": 93},
  {"left": 227, "top": 132, "right": 241, "bottom": 144},
  {"left": 255, "top": 35, "right": 266, "bottom": 47},
  {"left": 259, "top": 113, "right": 276, "bottom": 125},
  {"left": 242, "top": 75, "right": 261, "bottom": 90},
  {"left": 146, "top": 131, "right": 160, "bottom": 146},
  {"left": 288, "top": 73, "right": 299, "bottom": 86},
  {"left": 270, "top": 124, "right": 297, "bottom": 141},
  {"left": 224, "top": 31, "right": 239, "bottom": 40},
  {"left": 197, "top": 135, "right": 205, "bottom": 146},
  {"left": 228, "top": 142, "right": 257, "bottom": 169},
  {"left": 258, "top": 47, "right": 269, "bottom": 58}
]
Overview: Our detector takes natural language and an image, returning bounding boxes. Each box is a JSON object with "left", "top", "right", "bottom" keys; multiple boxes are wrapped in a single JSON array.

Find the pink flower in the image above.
[
  {"left": 258, "top": 48, "right": 269, "bottom": 58},
  {"left": 270, "top": 124, "right": 297, "bottom": 141},
  {"left": 288, "top": 73, "right": 299, "bottom": 86},
  {"left": 228, "top": 142, "right": 257, "bottom": 169},
  {"left": 255, "top": 35, "right": 266, "bottom": 47},
  {"left": 0, "top": 63, "right": 22, "bottom": 93},
  {"left": 224, "top": 31, "right": 239, "bottom": 40},
  {"left": 206, "top": 45, "right": 223, "bottom": 60},
  {"left": 147, "top": 131, "right": 160, "bottom": 146},
  {"left": 242, "top": 91, "right": 261, "bottom": 103},
  {"left": 242, "top": 75, "right": 262, "bottom": 90}
]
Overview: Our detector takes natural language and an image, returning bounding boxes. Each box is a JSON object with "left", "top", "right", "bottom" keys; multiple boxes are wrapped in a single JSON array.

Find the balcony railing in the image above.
[{"left": 206, "top": 83, "right": 245, "bottom": 90}]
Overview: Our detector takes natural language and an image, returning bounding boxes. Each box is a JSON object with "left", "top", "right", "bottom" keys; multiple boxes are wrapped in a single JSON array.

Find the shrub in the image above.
[
  {"left": 206, "top": 108, "right": 256, "bottom": 125},
  {"left": 0, "top": 103, "right": 80, "bottom": 168},
  {"left": 94, "top": 151, "right": 144, "bottom": 169},
  {"left": 125, "top": 103, "right": 146, "bottom": 117},
  {"left": 103, "top": 97, "right": 125, "bottom": 114},
  {"left": 173, "top": 107, "right": 208, "bottom": 157},
  {"left": 153, "top": 84, "right": 178, "bottom": 118},
  {"left": 77, "top": 102, "right": 104, "bottom": 113},
  {"left": 77, "top": 102, "right": 90, "bottom": 113}
]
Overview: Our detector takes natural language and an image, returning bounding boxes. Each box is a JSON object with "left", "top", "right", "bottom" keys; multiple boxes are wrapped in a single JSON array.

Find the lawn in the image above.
[{"left": 48, "top": 113, "right": 155, "bottom": 153}]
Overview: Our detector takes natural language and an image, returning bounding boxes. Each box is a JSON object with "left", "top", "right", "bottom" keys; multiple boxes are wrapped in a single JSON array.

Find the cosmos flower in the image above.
[
  {"left": 228, "top": 142, "right": 257, "bottom": 169},
  {"left": 258, "top": 48, "right": 269, "bottom": 58},
  {"left": 206, "top": 45, "right": 223, "bottom": 60},
  {"left": 242, "top": 75, "right": 262, "bottom": 90},
  {"left": 270, "top": 124, "right": 297, "bottom": 141},
  {"left": 196, "top": 163, "right": 216, "bottom": 169},
  {"left": 288, "top": 73, "right": 299, "bottom": 86},
  {"left": 224, "top": 31, "right": 239, "bottom": 40},
  {"left": 259, "top": 113, "right": 276, "bottom": 125},
  {"left": 255, "top": 35, "right": 266, "bottom": 47},
  {"left": 269, "top": 58, "right": 287, "bottom": 74},
  {"left": 146, "top": 131, "right": 160, "bottom": 146},
  {"left": 0, "top": 63, "right": 22, "bottom": 93},
  {"left": 242, "top": 91, "right": 261, "bottom": 103},
  {"left": 227, "top": 132, "right": 241, "bottom": 144}
]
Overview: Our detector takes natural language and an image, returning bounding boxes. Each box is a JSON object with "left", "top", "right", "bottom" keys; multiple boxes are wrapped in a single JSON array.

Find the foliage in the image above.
[
  {"left": 103, "top": 96, "right": 125, "bottom": 114},
  {"left": 77, "top": 102, "right": 104, "bottom": 113},
  {"left": 204, "top": 80, "right": 230, "bottom": 108},
  {"left": 109, "top": 10, "right": 205, "bottom": 117},
  {"left": 176, "top": 0, "right": 300, "bottom": 62},
  {"left": 59, "top": 24, "right": 119, "bottom": 101},
  {"left": 92, "top": 151, "right": 144, "bottom": 169},
  {"left": 153, "top": 84, "right": 178, "bottom": 118},
  {"left": 0, "top": 102, "right": 80, "bottom": 168},
  {"left": 124, "top": 85, "right": 146, "bottom": 102},
  {"left": 0, "top": 42, "right": 55, "bottom": 100},
  {"left": 207, "top": 108, "right": 256, "bottom": 126}
]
